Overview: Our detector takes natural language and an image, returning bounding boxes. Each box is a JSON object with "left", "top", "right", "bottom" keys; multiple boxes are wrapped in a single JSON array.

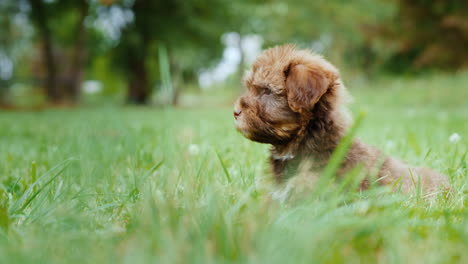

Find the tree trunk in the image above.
[
  {"left": 0, "top": 84, "right": 11, "bottom": 108},
  {"left": 66, "top": 0, "right": 88, "bottom": 102},
  {"left": 170, "top": 59, "right": 180, "bottom": 106},
  {"left": 29, "top": 0, "right": 60, "bottom": 103},
  {"left": 126, "top": 56, "right": 149, "bottom": 104},
  {"left": 125, "top": 0, "right": 151, "bottom": 105}
]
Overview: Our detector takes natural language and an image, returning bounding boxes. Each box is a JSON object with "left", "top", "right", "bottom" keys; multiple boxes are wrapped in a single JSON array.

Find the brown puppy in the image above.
[{"left": 234, "top": 44, "right": 448, "bottom": 194}]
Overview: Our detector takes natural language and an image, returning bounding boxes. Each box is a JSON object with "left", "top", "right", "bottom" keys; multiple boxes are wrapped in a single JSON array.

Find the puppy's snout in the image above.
[
  {"left": 234, "top": 95, "right": 247, "bottom": 120},
  {"left": 234, "top": 109, "right": 242, "bottom": 120}
]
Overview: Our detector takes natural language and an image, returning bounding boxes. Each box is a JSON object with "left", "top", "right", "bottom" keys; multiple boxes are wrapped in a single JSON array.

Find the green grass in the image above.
[{"left": 0, "top": 73, "right": 467, "bottom": 263}]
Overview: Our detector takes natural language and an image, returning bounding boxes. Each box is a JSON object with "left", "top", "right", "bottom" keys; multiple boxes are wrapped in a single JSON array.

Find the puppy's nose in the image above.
[{"left": 234, "top": 109, "right": 242, "bottom": 120}]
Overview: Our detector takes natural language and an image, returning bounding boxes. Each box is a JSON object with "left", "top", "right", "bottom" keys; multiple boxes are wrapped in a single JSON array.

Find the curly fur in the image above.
[{"left": 234, "top": 44, "right": 449, "bottom": 194}]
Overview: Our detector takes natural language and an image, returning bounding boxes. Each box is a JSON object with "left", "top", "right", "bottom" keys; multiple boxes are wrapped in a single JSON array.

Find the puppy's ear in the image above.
[{"left": 285, "top": 63, "right": 332, "bottom": 114}]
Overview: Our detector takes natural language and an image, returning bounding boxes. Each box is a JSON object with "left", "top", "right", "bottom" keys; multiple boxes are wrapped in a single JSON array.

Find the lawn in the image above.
[{"left": 0, "top": 73, "right": 467, "bottom": 263}]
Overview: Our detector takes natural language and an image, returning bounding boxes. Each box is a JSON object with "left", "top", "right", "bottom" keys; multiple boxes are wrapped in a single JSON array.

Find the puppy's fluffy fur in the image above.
[{"left": 234, "top": 44, "right": 448, "bottom": 193}]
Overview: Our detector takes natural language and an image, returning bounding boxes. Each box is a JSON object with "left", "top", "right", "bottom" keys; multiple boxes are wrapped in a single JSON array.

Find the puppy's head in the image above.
[{"left": 234, "top": 44, "right": 340, "bottom": 144}]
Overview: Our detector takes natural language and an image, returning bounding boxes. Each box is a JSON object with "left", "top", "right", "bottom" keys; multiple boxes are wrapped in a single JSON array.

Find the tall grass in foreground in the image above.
[{"left": 0, "top": 73, "right": 466, "bottom": 263}]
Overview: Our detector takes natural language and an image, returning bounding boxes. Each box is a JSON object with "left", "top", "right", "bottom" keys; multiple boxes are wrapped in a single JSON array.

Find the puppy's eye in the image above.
[{"left": 261, "top": 87, "right": 272, "bottom": 95}]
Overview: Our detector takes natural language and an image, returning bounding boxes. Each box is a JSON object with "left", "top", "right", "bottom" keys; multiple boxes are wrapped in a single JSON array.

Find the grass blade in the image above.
[
  {"left": 314, "top": 111, "right": 366, "bottom": 196},
  {"left": 216, "top": 151, "right": 232, "bottom": 183},
  {"left": 9, "top": 159, "right": 75, "bottom": 215}
]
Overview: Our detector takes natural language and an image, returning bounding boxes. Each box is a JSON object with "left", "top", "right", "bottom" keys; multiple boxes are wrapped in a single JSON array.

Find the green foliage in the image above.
[
  {"left": 88, "top": 55, "right": 125, "bottom": 96},
  {"left": 0, "top": 73, "right": 466, "bottom": 263},
  {"left": 111, "top": 0, "right": 233, "bottom": 73},
  {"left": 1, "top": 0, "right": 468, "bottom": 104},
  {"left": 105, "top": 0, "right": 244, "bottom": 103},
  {"left": 370, "top": 0, "right": 468, "bottom": 72},
  {"left": 255, "top": 0, "right": 394, "bottom": 64}
]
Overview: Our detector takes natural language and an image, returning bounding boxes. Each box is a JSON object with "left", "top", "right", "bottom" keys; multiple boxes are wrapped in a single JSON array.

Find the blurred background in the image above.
[{"left": 0, "top": 0, "right": 467, "bottom": 108}]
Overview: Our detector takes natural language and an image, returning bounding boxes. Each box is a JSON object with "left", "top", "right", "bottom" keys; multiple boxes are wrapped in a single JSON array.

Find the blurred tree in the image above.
[
  {"left": 224, "top": 1, "right": 271, "bottom": 78},
  {"left": 258, "top": 0, "right": 393, "bottom": 72},
  {"left": 7, "top": 0, "right": 463, "bottom": 108},
  {"left": 27, "top": 0, "right": 91, "bottom": 103},
  {"left": 62, "top": 0, "right": 89, "bottom": 101},
  {"left": 0, "top": 1, "right": 36, "bottom": 107},
  {"left": 109, "top": 0, "right": 236, "bottom": 105},
  {"left": 28, "top": 0, "right": 60, "bottom": 102},
  {"left": 115, "top": 0, "right": 152, "bottom": 104},
  {"left": 0, "top": 1, "right": 18, "bottom": 107},
  {"left": 372, "top": 0, "right": 468, "bottom": 72}
]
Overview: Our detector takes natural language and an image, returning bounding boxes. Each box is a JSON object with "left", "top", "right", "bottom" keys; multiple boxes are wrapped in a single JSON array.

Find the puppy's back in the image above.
[
  {"left": 344, "top": 140, "right": 449, "bottom": 193},
  {"left": 379, "top": 156, "right": 449, "bottom": 193}
]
